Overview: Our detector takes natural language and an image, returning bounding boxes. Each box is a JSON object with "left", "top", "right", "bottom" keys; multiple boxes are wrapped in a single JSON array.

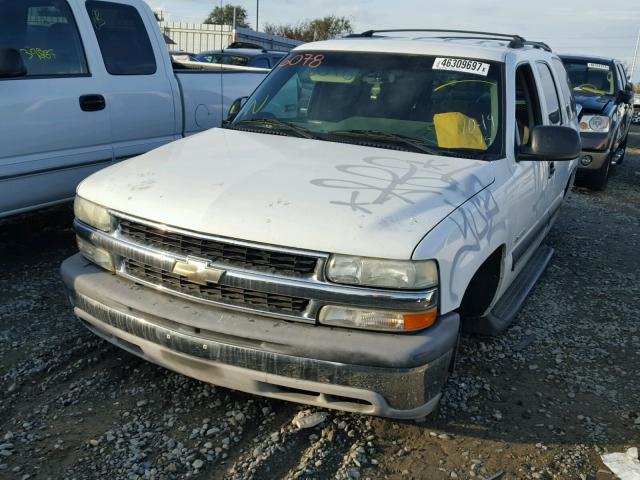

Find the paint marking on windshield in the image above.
[{"left": 279, "top": 53, "right": 324, "bottom": 69}]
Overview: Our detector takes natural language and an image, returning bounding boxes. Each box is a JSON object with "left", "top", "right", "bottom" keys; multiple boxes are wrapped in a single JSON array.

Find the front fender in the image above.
[
  {"left": 412, "top": 185, "right": 508, "bottom": 315},
  {"left": 580, "top": 131, "right": 614, "bottom": 152}
]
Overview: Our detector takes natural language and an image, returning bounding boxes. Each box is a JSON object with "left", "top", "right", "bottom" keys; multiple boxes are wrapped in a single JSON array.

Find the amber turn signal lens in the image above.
[
  {"left": 319, "top": 305, "right": 438, "bottom": 332},
  {"left": 402, "top": 308, "right": 438, "bottom": 331}
]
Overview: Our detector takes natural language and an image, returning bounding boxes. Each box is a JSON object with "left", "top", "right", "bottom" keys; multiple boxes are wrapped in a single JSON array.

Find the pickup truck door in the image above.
[
  {"left": 534, "top": 61, "right": 570, "bottom": 220},
  {"left": 508, "top": 62, "right": 550, "bottom": 271},
  {"left": 0, "top": 0, "right": 112, "bottom": 217},
  {"left": 84, "top": 0, "right": 179, "bottom": 161},
  {"left": 614, "top": 62, "right": 632, "bottom": 144}
]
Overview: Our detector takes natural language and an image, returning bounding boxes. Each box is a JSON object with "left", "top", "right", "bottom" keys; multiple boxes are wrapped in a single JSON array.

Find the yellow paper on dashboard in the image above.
[{"left": 434, "top": 112, "right": 487, "bottom": 150}]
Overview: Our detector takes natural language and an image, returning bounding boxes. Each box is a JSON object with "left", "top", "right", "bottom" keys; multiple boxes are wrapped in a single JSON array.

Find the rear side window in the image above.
[
  {"left": 536, "top": 62, "right": 562, "bottom": 125},
  {"left": 271, "top": 56, "right": 285, "bottom": 67},
  {"left": 221, "top": 55, "right": 249, "bottom": 66},
  {"left": 251, "top": 57, "right": 270, "bottom": 69},
  {"left": 86, "top": 1, "right": 156, "bottom": 75},
  {"left": 0, "top": 0, "right": 88, "bottom": 77},
  {"left": 552, "top": 58, "right": 576, "bottom": 121}
]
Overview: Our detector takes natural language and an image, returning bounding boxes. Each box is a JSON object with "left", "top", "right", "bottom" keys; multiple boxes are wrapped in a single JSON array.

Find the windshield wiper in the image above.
[
  {"left": 231, "top": 118, "right": 316, "bottom": 139},
  {"left": 327, "top": 129, "right": 441, "bottom": 155}
]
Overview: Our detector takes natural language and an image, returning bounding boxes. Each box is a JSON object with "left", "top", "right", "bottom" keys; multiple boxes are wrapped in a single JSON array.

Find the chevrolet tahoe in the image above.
[{"left": 61, "top": 30, "right": 581, "bottom": 419}]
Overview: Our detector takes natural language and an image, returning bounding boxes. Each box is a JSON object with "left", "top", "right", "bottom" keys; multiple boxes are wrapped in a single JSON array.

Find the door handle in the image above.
[
  {"left": 548, "top": 161, "right": 556, "bottom": 178},
  {"left": 79, "top": 94, "right": 106, "bottom": 112}
]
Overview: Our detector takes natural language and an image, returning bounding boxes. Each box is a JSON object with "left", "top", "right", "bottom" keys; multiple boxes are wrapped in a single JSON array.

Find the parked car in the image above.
[
  {"left": 168, "top": 49, "right": 196, "bottom": 62},
  {"left": 0, "top": 0, "right": 267, "bottom": 218},
  {"left": 61, "top": 30, "right": 580, "bottom": 420},
  {"left": 560, "top": 55, "right": 634, "bottom": 189},
  {"left": 193, "top": 43, "right": 287, "bottom": 69},
  {"left": 633, "top": 92, "right": 640, "bottom": 124}
]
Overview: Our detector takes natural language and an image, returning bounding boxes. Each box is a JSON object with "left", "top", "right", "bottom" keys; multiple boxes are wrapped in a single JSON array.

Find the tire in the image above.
[{"left": 577, "top": 150, "right": 611, "bottom": 190}]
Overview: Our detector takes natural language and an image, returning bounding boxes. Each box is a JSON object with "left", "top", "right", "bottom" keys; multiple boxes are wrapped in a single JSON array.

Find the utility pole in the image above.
[
  {"left": 256, "top": 0, "right": 259, "bottom": 32},
  {"left": 631, "top": 27, "right": 640, "bottom": 81}
]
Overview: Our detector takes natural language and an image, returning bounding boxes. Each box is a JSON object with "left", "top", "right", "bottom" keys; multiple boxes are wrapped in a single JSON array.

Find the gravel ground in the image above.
[{"left": 1, "top": 127, "right": 639, "bottom": 480}]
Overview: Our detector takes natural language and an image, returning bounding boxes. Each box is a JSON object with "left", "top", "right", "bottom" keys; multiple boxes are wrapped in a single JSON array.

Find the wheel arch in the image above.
[{"left": 412, "top": 186, "right": 509, "bottom": 315}]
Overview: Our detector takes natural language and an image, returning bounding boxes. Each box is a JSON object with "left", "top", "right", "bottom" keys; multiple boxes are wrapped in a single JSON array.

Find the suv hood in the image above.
[
  {"left": 79, "top": 129, "right": 494, "bottom": 259},
  {"left": 575, "top": 93, "right": 613, "bottom": 115}
]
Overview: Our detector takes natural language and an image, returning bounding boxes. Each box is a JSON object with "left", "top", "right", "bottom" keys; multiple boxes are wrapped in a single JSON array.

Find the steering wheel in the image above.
[{"left": 577, "top": 83, "right": 598, "bottom": 90}]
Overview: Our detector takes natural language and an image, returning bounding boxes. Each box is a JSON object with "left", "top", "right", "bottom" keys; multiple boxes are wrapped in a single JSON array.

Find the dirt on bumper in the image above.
[{"left": 61, "top": 254, "right": 458, "bottom": 419}]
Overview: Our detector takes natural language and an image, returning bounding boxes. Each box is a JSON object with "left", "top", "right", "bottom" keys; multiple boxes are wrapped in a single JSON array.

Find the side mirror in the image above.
[
  {"left": 224, "top": 96, "right": 248, "bottom": 124},
  {"left": 518, "top": 126, "right": 581, "bottom": 161},
  {"left": 0, "top": 48, "right": 26, "bottom": 78},
  {"left": 618, "top": 82, "right": 634, "bottom": 103}
]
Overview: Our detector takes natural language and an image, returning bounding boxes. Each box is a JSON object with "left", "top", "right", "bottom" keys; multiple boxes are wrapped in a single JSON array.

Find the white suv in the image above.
[{"left": 61, "top": 30, "right": 580, "bottom": 420}]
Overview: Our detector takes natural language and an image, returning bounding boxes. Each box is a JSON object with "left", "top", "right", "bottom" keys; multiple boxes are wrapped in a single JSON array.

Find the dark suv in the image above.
[
  {"left": 193, "top": 43, "right": 287, "bottom": 69},
  {"left": 560, "top": 55, "right": 634, "bottom": 189}
]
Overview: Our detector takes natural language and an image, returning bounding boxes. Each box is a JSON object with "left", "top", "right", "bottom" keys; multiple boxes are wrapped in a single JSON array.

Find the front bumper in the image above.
[
  {"left": 577, "top": 132, "right": 612, "bottom": 171},
  {"left": 61, "top": 254, "right": 459, "bottom": 419}
]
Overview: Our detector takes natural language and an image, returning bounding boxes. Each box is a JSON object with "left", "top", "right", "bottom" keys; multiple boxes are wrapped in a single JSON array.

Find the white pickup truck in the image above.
[
  {"left": 61, "top": 30, "right": 580, "bottom": 419},
  {"left": 0, "top": 0, "right": 267, "bottom": 218}
]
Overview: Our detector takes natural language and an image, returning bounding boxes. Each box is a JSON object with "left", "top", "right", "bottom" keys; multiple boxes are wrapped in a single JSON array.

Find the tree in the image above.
[
  {"left": 264, "top": 15, "right": 353, "bottom": 42},
  {"left": 204, "top": 4, "right": 249, "bottom": 28}
]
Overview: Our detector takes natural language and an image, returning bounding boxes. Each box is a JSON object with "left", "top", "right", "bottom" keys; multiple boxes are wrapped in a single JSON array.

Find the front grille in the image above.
[
  {"left": 119, "top": 218, "right": 318, "bottom": 277},
  {"left": 124, "top": 259, "right": 310, "bottom": 315}
]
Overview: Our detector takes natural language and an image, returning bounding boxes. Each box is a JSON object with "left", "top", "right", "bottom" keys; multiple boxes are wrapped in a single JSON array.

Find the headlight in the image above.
[
  {"left": 319, "top": 305, "right": 437, "bottom": 332},
  {"left": 579, "top": 115, "right": 610, "bottom": 133},
  {"left": 74, "top": 196, "right": 113, "bottom": 232},
  {"left": 325, "top": 255, "right": 438, "bottom": 290}
]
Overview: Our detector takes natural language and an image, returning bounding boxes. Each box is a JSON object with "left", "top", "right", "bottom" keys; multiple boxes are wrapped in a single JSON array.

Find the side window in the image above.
[
  {"left": 515, "top": 63, "right": 543, "bottom": 146},
  {"left": 251, "top": 57, "right": 270, "bottom": 69},
  {"left": 619, "top": 64, "right": 629, "bottom": 82},
  {"left": 536, "top": 62, "right": 562, "bottom": 125},
  {"left": 616, "top": 63, "right": 627, "bottom": 90},
  {"left": 86, "top": 1, "right": 156, "bottom": 75},
  {"left": 613, "top": 64, "right": 622, "bottom": 90},
  {"left": 0, "top": 0, "right": 88, "bottom": 77},
  {"left": 552, "top": 58, "right": 576, "bottom": 121},
  {"left": 255, "top": 74, "right": 302, "bottom": 119},
  {"left": 221, "top": 55, "right": 249, "bottom": 66}
]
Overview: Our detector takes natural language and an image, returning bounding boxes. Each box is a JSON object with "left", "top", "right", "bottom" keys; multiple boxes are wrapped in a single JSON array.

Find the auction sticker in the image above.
[
  {"left": 433, "top": 57, "right": 490, "bottom": 76},
  {"left": 587, "top": 62, "right": 609, "bottom": 71}
]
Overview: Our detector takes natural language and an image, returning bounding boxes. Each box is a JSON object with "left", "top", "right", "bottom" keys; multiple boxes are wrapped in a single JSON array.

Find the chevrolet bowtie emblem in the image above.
[{"left": 172, "top": 258, "right": 225, "bottom": 285}]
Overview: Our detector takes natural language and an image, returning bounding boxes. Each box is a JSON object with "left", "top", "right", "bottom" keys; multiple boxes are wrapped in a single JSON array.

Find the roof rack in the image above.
[{"left": 349, "top": 29, "right": 552, "bottom": 52}]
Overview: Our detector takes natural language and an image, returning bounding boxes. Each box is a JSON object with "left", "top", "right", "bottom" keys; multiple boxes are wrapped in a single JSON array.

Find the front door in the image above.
[
  {"left": 83, "top": 0, "right": 178, "bottom": 161},
  {"left": 534, "top": 60, "right": 574, "bottom": 216},
  {"left": 508, "top": 62, "right": 549, "bottom": 270}
]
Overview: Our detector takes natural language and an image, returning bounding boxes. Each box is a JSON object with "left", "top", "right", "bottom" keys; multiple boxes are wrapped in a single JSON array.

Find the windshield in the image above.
[
  {"left": 563, "top": 60, "right": 615, "bottom": 96},
  {"left": 230, "top": 51, "right": 504, "bottom": 160}
]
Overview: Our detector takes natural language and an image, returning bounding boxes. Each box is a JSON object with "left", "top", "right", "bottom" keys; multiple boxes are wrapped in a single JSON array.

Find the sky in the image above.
[{"left": 146, "top": 0, "right": 640, "bottom": 81}]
